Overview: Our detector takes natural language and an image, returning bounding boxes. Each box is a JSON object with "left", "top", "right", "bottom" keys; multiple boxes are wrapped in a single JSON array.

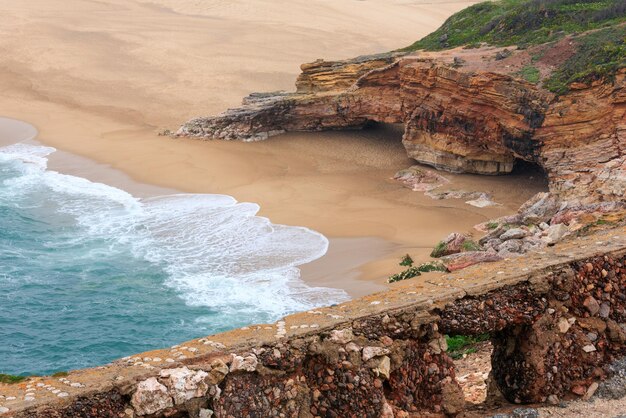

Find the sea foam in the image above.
[{"left": 0, "top": 137, "right": 348, "bottom": 375}]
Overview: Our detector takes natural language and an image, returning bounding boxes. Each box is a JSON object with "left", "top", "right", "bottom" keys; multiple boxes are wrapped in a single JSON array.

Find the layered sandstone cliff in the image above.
[{"left": 177, "top": 44, "right": 626, "bottom": 204}]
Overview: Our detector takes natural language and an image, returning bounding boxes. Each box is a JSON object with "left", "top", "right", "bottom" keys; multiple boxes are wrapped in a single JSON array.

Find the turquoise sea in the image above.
[{"left": 0, "top": 119, "right": 347, "bottom": 376}]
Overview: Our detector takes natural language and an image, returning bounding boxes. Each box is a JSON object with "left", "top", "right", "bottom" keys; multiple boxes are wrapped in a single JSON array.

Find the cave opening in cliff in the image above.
[
  {"left": 364, "top": 121, "right": 549, "bottom": 187},
  {"left": 510, "top": 159, "right": 549, "bottom": 189}
]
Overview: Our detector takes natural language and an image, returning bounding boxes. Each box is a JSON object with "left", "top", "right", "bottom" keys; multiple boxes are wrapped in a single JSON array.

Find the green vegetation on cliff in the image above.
[
  {"left": 0, "top": 374, "right": 27, "bottom": 384},
  {"left": 446, "top": 334, "right": 490, "bottom": 359},
  {"left": 402, "top": 0, "right": 626, "bottom": 94},
  {"left": 516, "top": 65, "right": 541, "bottom": 83},
  {"left": 544, "top": 25, "right": 626, "bottom": 93},
  {"left": 404, "top": 0, "right": 626, "bottom": 51}
]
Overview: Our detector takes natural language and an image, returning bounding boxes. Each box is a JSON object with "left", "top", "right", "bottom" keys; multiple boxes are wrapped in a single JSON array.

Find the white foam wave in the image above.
[{"left": 0, "top": 143, "right": 348, "bottom": 319}]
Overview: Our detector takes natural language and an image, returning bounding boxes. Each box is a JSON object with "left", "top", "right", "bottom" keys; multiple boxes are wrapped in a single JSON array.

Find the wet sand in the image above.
[
  {"left": 0, "top": 0, "right": 547, "bottom": 296},
  {"left": 0, "top": 117, "right": 38, "bottom": 144}
]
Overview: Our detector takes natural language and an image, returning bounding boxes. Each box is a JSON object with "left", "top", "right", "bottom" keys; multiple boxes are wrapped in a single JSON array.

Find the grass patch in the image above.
[
  {"left": 544, "top": 25, "right": 626, "bottom": 94},
  {"left": 430, "top": 241, "right": 447, "bottom": 258},
  {"left": 486, "top": 222, "right": 500, "bottom": 230},
  {"left": 0, "top": 374, "right": 27, "bottom": 384},
  {"left": 431, "top": 238, "right": 481, "bottom": 257},
  {"left": 402, "top": 0, "right": 626, "bottom": 52},
  {"left": 446, "top": 334, "right": 491, "bottom": 359},
  {"left": 576, "top": 217, "right": 616, "bottom": 236},
  {"left": 461, "top": 240, "right": 482, "bottom": 252},
  {"left": 516, "top": 65, "right": 541, "bottom": 83},
  {"left": 52, "top": 371, "right": 69, "bottom": 378},
  {"left": 388, "top": 261, "right": 447, "bottom": 283},
  {"left": 399, "top": 0, "right": 626, "bottom": 93}
]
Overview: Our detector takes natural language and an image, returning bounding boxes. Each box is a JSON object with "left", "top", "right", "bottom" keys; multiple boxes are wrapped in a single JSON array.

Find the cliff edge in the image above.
[{"left": 177, "top": 1, "right": 626, "bottom": 207}]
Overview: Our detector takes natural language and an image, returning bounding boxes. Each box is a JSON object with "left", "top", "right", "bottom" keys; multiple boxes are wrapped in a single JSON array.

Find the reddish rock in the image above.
[
  {"left": 178, "top": 48, "right": 626, "bottom": 207},
  {"left": 440, "top": 251, "right": 502, "bottom": 271},
  {"left": 584, "top": 296, "right": 601, "bottom": 316},
  {"left": 431, "top": 232, "right": 473, "bottom": 258}
]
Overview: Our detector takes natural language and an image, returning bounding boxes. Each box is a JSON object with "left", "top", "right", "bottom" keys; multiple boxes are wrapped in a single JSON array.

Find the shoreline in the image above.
[
  {"left": 48, "top": 152, "right": 400, "bottom": 298},
  {"left": 0, "top": 116, "right": 397, "bottom": 299},
  {"left": 47, "top": 143, "right": 407, "bottom": 299},
  {"left": 0, "top": 0, "right": 547, "bottom": 298},
  {"left": 0, "top": 112, "right": 542, "bottom": 298},
  {"left": 0, "top": 114, "right": 547, "bottom": 297}
]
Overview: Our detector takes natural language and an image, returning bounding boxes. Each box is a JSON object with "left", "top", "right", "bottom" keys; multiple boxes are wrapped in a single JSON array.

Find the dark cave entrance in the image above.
[
  {"left": 511, "top": 159, "right": 547, "bottom": 179},
  {"left": 508, "top": 158, "right": 550, "bottom": 192},
  {"left": 363, "top": 122, "right": 550, "bottom": 191}
]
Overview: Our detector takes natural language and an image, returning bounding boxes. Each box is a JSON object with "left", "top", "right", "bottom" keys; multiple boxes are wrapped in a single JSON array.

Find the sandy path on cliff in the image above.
[{"left": 0, "top": 0, "right": 546, "bottom": 296}]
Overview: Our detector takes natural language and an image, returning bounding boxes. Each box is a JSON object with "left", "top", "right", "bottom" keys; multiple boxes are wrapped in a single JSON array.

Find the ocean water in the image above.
[{"left": 0, "top": 136, "right": 348, "bottom": 375}]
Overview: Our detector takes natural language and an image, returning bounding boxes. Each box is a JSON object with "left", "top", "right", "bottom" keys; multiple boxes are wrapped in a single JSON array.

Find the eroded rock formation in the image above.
[{"left": 178, "top": 47, "right": 626, "bottom": 204}]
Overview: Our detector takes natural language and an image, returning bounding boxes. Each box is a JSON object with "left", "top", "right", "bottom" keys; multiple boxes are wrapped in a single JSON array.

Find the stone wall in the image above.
[{"left": 3, "top": 227, "right": 626, "bottom": 417}]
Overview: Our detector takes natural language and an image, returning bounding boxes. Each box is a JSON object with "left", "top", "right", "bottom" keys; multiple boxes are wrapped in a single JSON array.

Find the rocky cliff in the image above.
[{"left": 177, "top": 39, "right": 625, "bottom": 205}]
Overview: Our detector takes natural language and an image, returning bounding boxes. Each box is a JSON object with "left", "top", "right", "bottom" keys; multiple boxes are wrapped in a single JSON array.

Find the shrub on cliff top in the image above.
[
  {"left": 403, "top": 0, "right": 626, "bottom": 52},
  {"left": 52, "top": 371, "right": 69, "bottom": 377},
  {"left": 486, "top": 222, "right": 500, "bottom": 230},
  {"left": 388, "top": 261, "right": 447, "bottom": 283},
  {"left": 431, "top": 238, "right": 482, "bottom": 257},
  {"left": 430, "top": 241, "right": 448, "bottom": 258},
  {"left": 388, "top": 266, "right": 421, "bottom": 283}
]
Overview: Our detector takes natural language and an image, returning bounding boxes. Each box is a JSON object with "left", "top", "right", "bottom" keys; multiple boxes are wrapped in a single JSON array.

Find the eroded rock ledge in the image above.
[
  {"left": 177, "top": 47, "right": 625, "bottom": 204},
  {"left": 3, "top": 227, "right": 626, "bottom": 417}
]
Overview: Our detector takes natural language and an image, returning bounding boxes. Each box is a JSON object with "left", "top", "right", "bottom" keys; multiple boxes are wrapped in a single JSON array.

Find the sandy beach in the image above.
[{"left": 0, "top": 0, "right": 547, "bottom": 296}]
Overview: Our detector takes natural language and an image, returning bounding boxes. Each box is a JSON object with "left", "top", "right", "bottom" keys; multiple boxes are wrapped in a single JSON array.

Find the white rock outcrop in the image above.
[
  {"left": 160, "top": 367, "right": 210, "bottom": 405},
  {"left": 131, "top": 377, "right": 173, "bottom": 416}
]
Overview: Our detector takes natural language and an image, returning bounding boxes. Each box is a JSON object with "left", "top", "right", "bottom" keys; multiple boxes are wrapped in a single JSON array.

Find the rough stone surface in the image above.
[
  {"left": 4, "top": 228, "right": 626, "bottom": 417},
  {"left": 440, "top": 250, "right": 502, "bottom": 271},
  {"left": 597, "top": 357, "right": 626, "bottom": 400},
  {"left": 130, "top": 378, "right": 173, "bottom": 416},
  {"left": 432, "top": 232, "right": 472, "bottom": 257},
  {"left": 498, "top": 239, "right": 523, "bottom": 254},
  {"left": 542, "top": 223, "right": 570, "bottom": 245},
  {"left": 362, "top": 346, "right": 390, "bottom": 362},
  {"left": 372, "top": 356, "right": 391, "bottom": 380},
  {"left": 229, "top": 354, "right": 258, "bottom": 372},
  {"left": 512, "top": 408, "right": 539, "bottom": 418},
  {"left": 198, "top": 409, "right": 213, "bottom": 418},
  {"left": 328, "top": 328, "right": 354, "bottom": 344},
  {"left": 584, "top": 296, "right": 600, "bottom": 316},
  {"left": 159, "top": 367, "right": 209, "bottom": 405},
  {"left": 501, "top": 228, "right": 528, "bottom": 241},
  {"left": 394, "top": 165, "right": 449, "bottom": 192}
]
